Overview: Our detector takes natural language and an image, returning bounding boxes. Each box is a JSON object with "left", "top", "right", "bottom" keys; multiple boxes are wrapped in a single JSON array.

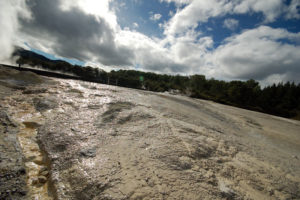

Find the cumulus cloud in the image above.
[
  {"left": 164, "top": 0, "right": 232, "bottom": 36},
  {"left": 163, "top": 0, "right": 297, "bottom": 36},
  {"left": 212, "top": 26, "right": 300, "bottom": 82},
  {"left": 150, "top": 13, "right": 162, "bottom": 21},
  {"left": 17, "top": 0, "right": 186, "bottom": 73},
  {"left": 1, "top": 0, "right": 300, "bottom": 85},
  {"left": 59, "top": 0, "right": 118, "bottom": 30},
  {"left": 20, "top": 0, "right": 133, "bottom": 67},
  {"left": 116, "top": 30, "right": 188, "bottom": 74},
  {"left": 285, "top": 0, "right": 300, "bottom": 19},
  {"left": 223, "top": 18, "right": 239, "bottom": 31},
  {"left": 233, "top": 0, "right": 282, "bottom": 23}
]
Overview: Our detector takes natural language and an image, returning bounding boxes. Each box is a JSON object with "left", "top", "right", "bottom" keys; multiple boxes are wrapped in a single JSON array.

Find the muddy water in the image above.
[{"left": 12, "top": 103, "right": 53, "bottom": 200}]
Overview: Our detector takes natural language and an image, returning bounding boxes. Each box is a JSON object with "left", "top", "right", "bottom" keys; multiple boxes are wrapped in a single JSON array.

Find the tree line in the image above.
[{"left": 16, "top": 49, "right": 300, "bottom": 120}]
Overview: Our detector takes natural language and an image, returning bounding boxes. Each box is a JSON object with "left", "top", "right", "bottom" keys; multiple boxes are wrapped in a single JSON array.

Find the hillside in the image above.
[
  {"left": 13, "top": 48, "right": 300, "bottom": 120},
  {"left": 0, "top": 65, "right": 299, "bottom": 199}
]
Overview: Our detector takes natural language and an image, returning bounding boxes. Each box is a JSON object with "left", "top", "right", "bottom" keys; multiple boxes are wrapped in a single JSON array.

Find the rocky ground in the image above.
[
  {"left": 0, "top": 65, "right": 300, "bottom": 199},
  {"left": 0, "top": 66, "right": 48, "bottom": 199}
]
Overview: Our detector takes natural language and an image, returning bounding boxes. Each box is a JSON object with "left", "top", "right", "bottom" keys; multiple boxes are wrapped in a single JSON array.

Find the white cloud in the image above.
[
  {"left": 207, "top": 27, "right": 213, "bottom": 31},
  {"left": 285, "top": 0, "right": 300, "bottom": 19},
  {"left": 2, "top": 0, "right": 300, "bottom": 85},
  {"left": 211, "top": 26, "right": 300, "bottom": 81},
  {"left": 133, "top": 22, "right": 139, "bottom": 28},
  {"left": 233, "top": 0, "right": 282, "bottom": 23},
  {"left": 159, "top": 0, "right": 192, "bottom": 6},
  {"left": 223, "top": 18, "right": 239, "bottom": 31},
  {"left": 59, "top": 0, "right": 118, "bottom": 30},
  {"left": 164, "top": 0, "right": 233, "bottom": 36},
  {"left": 20, "top": 0, "right": 134, "bottom": 67},
  {"left": 164, "top": 0, "right": 298, "bottom": 36},
  {"left": 116, "top": 30, "right": 188, "bottom": 73},
  {"left": 150, "top": 13, "right": 162, "bottom": 21},
  {"left": 260, "top": 72, "right": 300, "bottom": 87}
]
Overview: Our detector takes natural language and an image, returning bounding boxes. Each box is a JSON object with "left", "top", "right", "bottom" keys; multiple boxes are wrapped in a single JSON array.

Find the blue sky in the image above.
[
  {"left": 113, "top": 0, "right": 177, "bottom": 37},
  {"left": 114, "top": 0, "right": 300, "bottom": 47},
  {"left": 1, "top": 0, "right": 300, "bottom": 85},
  {"left": 29, "top": 0, "right": 300, "bottom": 66}
]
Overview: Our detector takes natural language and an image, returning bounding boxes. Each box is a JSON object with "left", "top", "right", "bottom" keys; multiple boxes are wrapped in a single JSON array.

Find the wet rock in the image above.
[
  {"left": 88, "top": 104, "right": 102, "bottom": 109},
  {"left": 109, "top": 130, "right": 118, "bottom": 136},
  {"left": 39, "top": 170, "right": 49, "bottom": 177},
  {"left": 146, "top": 178, "right": 155, "bottom": 187},
  {"left": 23, "top": 121, "right": 42, "bottom": 129},
  {"left": 22, "top": 88, "right": 47, "bottom": 94},
  {"left": 100, "top": 101, "right": 134, "bottom": 124},
  {"left": 219, "top": 181, "right": 236, "bottom": 198},
  {"left": 94, "top": 94, "right": 105, "bottom": 97},
  {"left": 33, "top": 156, "right": 44, "bottom": 165},
  {"left": 39, "top": 166, "right": 48, "bottom": 173},
  {"left": 0, "top": 67, "right": 45, "bottom": 86},
  {"left": 39, "top": 166, "right": 48, "bottom": 174},
  {"left": 177, "top": 156, "right": 192, "bottom": 170},
  {"left": 19, "top": 190, "right": 27, "bottom": 196},
  {"left": 38, "top": 176, "right": 47, "bottom": 184},
  {"left": 117, "top": 114, "right": 133, "bottom": 125},
  {"left": 80, "top": 147, "right": 97, "bottom": 158},
  {"left": 26, "top": 155, "right": 36, "bottom": 162},
  {"left": 33, "top": 97, "right": 58, "bottom": 112},
  {"left": 67, "top": 88, "right": 83, "bottom": 93},
  {"left": 71, "top": 127, "right": 79, "bottom": 132},
  {"left": 64, "top": 100, "right": 74, "bottom": 106},
  {"left": 0, "top": 80, "right": 27, "bottom": 90},
  {"left": 191, "top": 144, "right": 213, "bottom": 159},
  {"left": 32, "top": 178, "right": 39, "bottom": 185},
  {"left": 267, "top": 187, "right": 274, "bottom": 195},
  {"left": 54, "top": 144, "right": 67, "bottom": 152},
  {"left": 18, "top": 167, "right": 26, "bottom": 175},
  {"left": 0, "top": 108, "right": 28, "bottom": 199},
  {"left": 90, "top": 86, "right": 97, "bottom": 90},
  {"left": 0, "top": 110, "right": 17, "bottom": 128},
  {"left": 5, "top": 70, "right": 297, "bottom": 199}
]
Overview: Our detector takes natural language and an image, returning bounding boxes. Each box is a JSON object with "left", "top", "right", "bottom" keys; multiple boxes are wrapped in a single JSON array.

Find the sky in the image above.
[{"left": 0, "top": 0, "right": 300, "bottom": 85}]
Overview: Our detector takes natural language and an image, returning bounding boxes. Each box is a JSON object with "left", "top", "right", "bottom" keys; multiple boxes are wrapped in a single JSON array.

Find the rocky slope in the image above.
[{"left": 0, "top": 65, "right": 299, "bottom": 199}]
